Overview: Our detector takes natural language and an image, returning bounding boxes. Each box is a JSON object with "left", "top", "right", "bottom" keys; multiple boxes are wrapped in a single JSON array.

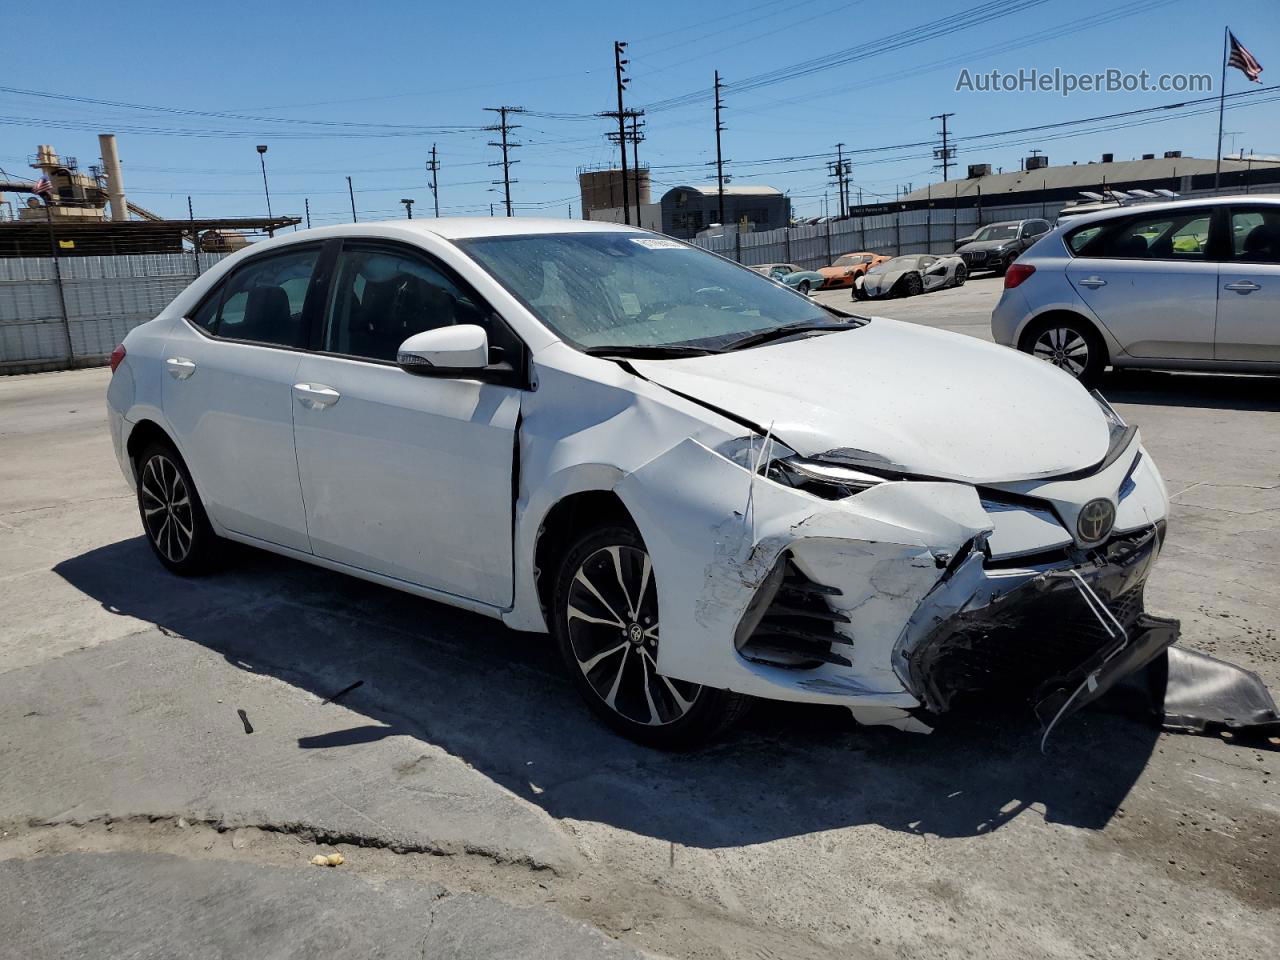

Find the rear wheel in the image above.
[
  {"left": 135, "top": 442, "right": 220, "bottom": 575},
  {"left": 1020, "top": 315, "right": 1106, "bottom": 386},
  {"left": 797, "top": 280, "right": 811, "bottom": 295},
  {"left": 552, "top": 523, "right": 750, "bottom": 748}
]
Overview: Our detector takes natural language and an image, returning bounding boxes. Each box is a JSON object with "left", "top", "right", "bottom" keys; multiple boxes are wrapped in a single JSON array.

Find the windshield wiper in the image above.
[
  {"left": 720, "top": 320, "right": 852, "bottom": 353},
  {"left": 583, "top": 344, "right": 719, "bottom": 359}
]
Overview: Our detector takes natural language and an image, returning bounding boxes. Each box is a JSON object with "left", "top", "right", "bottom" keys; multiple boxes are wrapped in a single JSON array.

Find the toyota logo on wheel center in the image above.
[{"left": 1077, "top": 498, "right": 1116, "bottom": 543}]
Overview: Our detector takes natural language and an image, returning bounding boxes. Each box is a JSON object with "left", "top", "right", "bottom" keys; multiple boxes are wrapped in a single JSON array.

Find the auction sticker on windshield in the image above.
[{"left": 630, "top": 237, "right": 684, "bottom": 249}]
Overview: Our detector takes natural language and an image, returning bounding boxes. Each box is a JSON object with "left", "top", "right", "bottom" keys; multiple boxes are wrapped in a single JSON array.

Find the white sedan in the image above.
[{"left": 107, "top": 218, "right": 1178, "bottom": 747}]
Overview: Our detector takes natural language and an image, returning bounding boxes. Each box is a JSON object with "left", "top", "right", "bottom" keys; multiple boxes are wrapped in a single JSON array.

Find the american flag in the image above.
[
  {"left": 1228, "top": 30, "right": 1263, "bottom": 83},
  {"left": 31, "top": 176, "right": 52, "bottom": 197}
]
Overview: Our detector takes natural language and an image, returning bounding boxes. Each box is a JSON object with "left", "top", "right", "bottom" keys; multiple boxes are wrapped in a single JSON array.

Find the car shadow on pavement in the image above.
[
  {"left": 56, "top": 537, "right": 1161, "bottom": 847},
  {"left": 1099, "top": 369, "right": 1280, "bottom": 412}
]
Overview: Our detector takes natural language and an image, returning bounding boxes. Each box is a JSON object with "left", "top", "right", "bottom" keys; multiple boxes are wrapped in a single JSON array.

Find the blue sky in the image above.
[{"left": 2, "top": 0, "right": 1277, "bottom": 224}]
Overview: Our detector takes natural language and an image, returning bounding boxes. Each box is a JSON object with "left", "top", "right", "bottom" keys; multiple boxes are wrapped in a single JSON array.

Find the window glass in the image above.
[
  {"left": 189, "top": 290, "right": 220, "bottom": 332},
  {"left": 975, "top": 224, "right": 1018, "bottom": 242},
  {"left": 1230, "top": 208, "right": 1280, "bottom": 263},
  {"left": 1067, "top": 224, "right": 1104, "bottom": 254},
  {"left": 325, "top": 247, "right": 482, "bottom": 362},
  {"left": 1091, "top": 212, "right": 1211, "bottom": 260},
  {"left": 459, "top": 232, "right": 833, "bottom": 351},
  {"left": 212, "top": 248, "right": 319, "bottom": 347}
]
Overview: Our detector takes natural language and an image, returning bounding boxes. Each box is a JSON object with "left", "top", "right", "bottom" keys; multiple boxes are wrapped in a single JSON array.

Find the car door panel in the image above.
[
  {"left": 160, "top": 245, "right": 328, "bottom": 552},
  {"left": 292, "top": 356, "right": 519, "bottom": 605},
  {"left": 1216, "top": 207, "right": 1280, "bottom": 361}
]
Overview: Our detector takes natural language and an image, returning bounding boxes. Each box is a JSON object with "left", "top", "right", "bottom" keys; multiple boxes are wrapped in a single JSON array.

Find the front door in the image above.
[
  {"left": 1066, "top": 207, "right": 1217, "bottom": 360},
  {"left": 162, "top": 245, "right": 325, "bottom": 552},
  {"left": 1216, "top": 205, "right": 1280, "bottom": 362},
  {"left": 291, "top": 242, "right": 520, "bottom": 606}
]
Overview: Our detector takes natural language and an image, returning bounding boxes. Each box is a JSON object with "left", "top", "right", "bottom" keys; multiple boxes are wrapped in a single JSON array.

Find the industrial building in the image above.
[
  {"left": 0, "top": 137, "right": 297, "bottom": 257},
  {"left": 658, "top": 184, "right": 790, "bottom": 239},
  {"left": 884, "top": 151, "right": 1280, "bottom": 214}
]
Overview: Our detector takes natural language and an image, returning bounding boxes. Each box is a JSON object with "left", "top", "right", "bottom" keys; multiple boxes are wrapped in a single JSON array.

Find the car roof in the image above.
[
  {"left": 1054, "top": 194, "right": 1280, "bottom": 230},
  {"left": 242, "top": 217, "right": 651, "bottom": 250}
]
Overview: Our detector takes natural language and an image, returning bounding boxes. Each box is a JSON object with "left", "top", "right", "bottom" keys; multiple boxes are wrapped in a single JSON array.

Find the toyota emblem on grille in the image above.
[{"left": 1077, "top": 498, "right": 1116, "bottom": 543}]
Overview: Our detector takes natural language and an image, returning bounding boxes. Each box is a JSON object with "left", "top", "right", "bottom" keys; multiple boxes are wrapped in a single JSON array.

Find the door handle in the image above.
[
  {"left": 1077, "top": 276, "right": 1107, "bottom": 288},
  {"left": 293, "top": 382, "right": 341, "bottom": 409},
  {"left": 165, "top": 357, "right": 196, "bottom": 380},
  {"left": 1224, "top": 280, "right": 1261, "bottom": 293}
]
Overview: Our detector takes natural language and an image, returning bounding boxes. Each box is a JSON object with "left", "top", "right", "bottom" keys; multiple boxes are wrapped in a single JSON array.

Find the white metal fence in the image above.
[{"left": 0, "top": 252, "right": 227, "bottom": 373}]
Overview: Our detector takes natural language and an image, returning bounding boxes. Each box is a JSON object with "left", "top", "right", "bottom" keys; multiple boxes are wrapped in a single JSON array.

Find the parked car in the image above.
[
  {"left": 956, "top": 219, "right": 1052, "bottom": 275},
  {"left": 107, "top": 219, "right": 1177, "bottom": 748},
  {"left": 855, "top": 254, "right": 967, "bottom": 299},
  {"left": 991, "top": 196, "right": 1280, "bottom": 385},
  {"left": 751, "top": 262, "right": 826, "bottom": 295},
  {"left": 818, "top": 251, "right": 889, "bottom": 289}
]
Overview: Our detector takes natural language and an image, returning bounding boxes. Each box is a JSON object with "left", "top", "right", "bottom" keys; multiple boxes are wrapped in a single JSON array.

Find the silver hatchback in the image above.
[{"left": 991, "top": 196, "right": 1280, "bottom": 384}]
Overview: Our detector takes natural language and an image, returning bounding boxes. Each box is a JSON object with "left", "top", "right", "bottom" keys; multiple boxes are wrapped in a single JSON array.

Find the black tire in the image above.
[
  {"left": 1019, "top": 315, "right": 1107, "bottom": 386},
  {"left": 994, "top": 259, "right": 1009, "bottom": 277},
  {"left": 953, "top": 264, "right": 967, "bottom": 287},
  {"left": 900, "top": 273, "right": 924, "bottom": 297},
  {"left": 135, "top": 441, "right": 221, "bottom": 575},
  {"left": 852, "top": 279, "right": 868, "bottom": 301},
  {"left": 551, "top": 522, "right": 751, "bottom": 748},
  {"left": 797, "top": 280, "right": 811, "bottom": 295}
]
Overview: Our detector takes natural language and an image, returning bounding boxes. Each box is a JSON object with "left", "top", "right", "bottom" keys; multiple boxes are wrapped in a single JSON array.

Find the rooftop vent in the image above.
[
  {"left": 967, "top": 163, "right": 992, "bottom": 178},
  {"left": 1025, "top": 155, "right": 1049, "bottom": 170},
  {"left": 1164, "top": 150, "right": 1182, "bottom": 158},
  {"left": 1101, "top": 153, "right": 1114, "bottom": 163},
  {"left": 1142, "top": 153, "right": 1155, "bottom": 160}
]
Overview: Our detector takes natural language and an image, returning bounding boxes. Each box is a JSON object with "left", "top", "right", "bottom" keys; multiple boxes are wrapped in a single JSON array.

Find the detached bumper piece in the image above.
[
  {"left": 1130, "top": 646, "right": 1280, "bottom": 739},
  {"left": 908, "top": 526, "right": 1176, "bottom": 724}
]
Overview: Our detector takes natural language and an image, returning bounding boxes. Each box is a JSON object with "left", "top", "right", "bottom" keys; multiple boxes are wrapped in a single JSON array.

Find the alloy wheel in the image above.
[
  {"left": 1032, "top": 326, "right": 1090, "bottom": 378},
  {"left": 140, "top": 454, "right": 195, "bottom": 564},
  {"left": 565, "top": 544, "right": 701, "bottom": 726}
]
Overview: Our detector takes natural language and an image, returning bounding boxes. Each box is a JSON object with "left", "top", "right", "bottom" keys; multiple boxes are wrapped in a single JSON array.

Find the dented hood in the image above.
[{"left": 631, "top": 317, "right": 1110, "bottom": 484}]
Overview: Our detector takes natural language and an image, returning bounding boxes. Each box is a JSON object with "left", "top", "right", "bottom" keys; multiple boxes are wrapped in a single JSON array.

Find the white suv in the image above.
[{"left": 991, "top": 196, "right": 1280, "bottom": 384}]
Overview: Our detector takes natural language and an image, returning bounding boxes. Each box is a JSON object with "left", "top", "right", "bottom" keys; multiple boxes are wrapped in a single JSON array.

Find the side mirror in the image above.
[{"left": 397, "top": 324, "right": 489, "bottom": 374}]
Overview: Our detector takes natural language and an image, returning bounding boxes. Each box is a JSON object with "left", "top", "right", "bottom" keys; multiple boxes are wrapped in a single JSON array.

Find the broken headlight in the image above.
[
  {"left": 1092, "top": 389, "right": 1138, "bottom": 464},
  {"left": 715, "top": 437, "right": 886, "bottom": 501}
]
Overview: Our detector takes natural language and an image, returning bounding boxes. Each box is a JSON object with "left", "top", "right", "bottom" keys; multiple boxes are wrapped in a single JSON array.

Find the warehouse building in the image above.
[{"left": 659, "top": 185, "right": 790, "bottom": 239}]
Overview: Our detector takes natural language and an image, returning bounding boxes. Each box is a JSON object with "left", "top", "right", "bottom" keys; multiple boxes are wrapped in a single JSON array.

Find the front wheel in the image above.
[
  {"left": 551, "top": 523, "right": 750, "bottom": 748},
  {"left": 1021, "top": 316, "right": 1106, "bottom": 385},
  {"left": 953, "top": 264, "right": 967, "bottom": 287},
  {"left": 900, "top": 273, "right": 924, "bottom": 297}
]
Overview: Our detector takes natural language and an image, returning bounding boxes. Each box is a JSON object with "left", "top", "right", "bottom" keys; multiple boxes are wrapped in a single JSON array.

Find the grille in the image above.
[{"left": 739, "top": 558, "right": 852, "bottom": 670}]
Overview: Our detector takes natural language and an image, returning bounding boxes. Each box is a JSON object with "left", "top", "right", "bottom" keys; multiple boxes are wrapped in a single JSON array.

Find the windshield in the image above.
[
  {"left": 458, "top": 233, "right": 838, "bottom": 351},
  {"left": 833, "top": 254, "right": 867, "bottom": 267},
  {"left": 870, "top": 256, "right": 924, "bottom": 273},
  {"left": 974, "top": 224, "right": 1019, "bottom": 242}
]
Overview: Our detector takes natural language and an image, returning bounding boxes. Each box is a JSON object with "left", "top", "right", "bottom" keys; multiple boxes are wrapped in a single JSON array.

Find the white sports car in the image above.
[
  {"left": 856, "top": 253, "right": 967, "bottom": 299},
  {"left": 107, "top": 218, "right": 1180, "bottom": 747}
]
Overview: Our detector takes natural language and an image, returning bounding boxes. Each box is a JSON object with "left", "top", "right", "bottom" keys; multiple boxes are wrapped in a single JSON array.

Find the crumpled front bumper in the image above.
[{"left": 899, "top": 522, "right": 1179, "bottom": 722}]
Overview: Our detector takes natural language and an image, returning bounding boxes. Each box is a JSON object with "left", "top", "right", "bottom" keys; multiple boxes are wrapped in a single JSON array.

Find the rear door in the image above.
[
  {"left": 291, "top": 240, "right": 523, "bottom": 606},
  {"left": 1064, "top": 207, "right": 1218, "bottom": 359},
  {"left": 1215, "top": 205, "right": 1280, "bottom": 361},
  {"left": 162, "top": 244, "right": 329, "bottom": 552}
]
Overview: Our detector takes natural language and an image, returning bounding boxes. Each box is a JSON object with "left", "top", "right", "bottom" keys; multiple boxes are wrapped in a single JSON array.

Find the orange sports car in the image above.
[{"left": 818, "top": 251, "right": 890, "bottom": 289}]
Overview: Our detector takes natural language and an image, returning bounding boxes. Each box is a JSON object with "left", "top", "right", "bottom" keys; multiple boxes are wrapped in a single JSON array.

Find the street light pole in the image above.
[
  {"left": 255, "top": 145, "right": 273, "bottom": 235},
  {"left": 346, "top": 176, "right": 358, "bottom": 223},
  {"left": 401, "top": 198, "right": 415, "bottom": 219}
]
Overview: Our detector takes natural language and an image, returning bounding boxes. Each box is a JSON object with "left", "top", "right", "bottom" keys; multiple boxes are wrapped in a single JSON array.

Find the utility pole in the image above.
[
  {"left": 630, "top": 112, "right": 645, "bottom": 227},
  {"left": 931, "top": 112, "right": 956, "bottom": 181},
  {"left": 828, "top": 143, "right": 850, "bottom": 217},
  {"left": 346, "top": 176, "right": 357, "bottom": 223},
  {"left": 485, "top": 106, "right": 524, "bottom": 217},
  {"left": 426, "top": 144, "right": 440, "bottom": 218},
  {"left": 612, "top": 41, "right": 632, "bottom": 225},
  {"left": 400, "top": 198, "right": 414, "bottom": 219},
  {"left": 256, "top": 144, "right": 274, "bottom": 236},
  {"left": 187, "top": 196, "right": 200, "bottom": 275},
  {"left": 304, "top": 197, "right": 311, "bottom": 229},
  {"left": 714, "top": 70, "right": 726, "bottom": 226}
]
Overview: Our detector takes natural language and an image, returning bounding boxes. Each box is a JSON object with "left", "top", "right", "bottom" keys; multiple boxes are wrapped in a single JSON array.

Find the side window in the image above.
[
  {"left": 1024, "top": 220, "right": 1049, "bottom": 238},
  {"left": 211, "top": 248, "right": 320, "bottom": 347},
  {"left": 189, "top": 289, "right": 220, "bottom": 333},
  {"left": 1090, "top": 212, "right": 1211, "bottom": 261},
  {"left": 325, "top": 247, "right": 485, "bottom": 362},
  {"left": 1230, "top": 208, "right": 1280, "bottom": 263},
  {"left": 1067, "top": 224, "right": 1104, "bottom": 254}
]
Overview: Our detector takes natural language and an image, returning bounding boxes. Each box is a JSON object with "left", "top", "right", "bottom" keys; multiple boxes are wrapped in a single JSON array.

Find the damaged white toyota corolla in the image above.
[{"left": 106, "top": 218, "right": 1182, "bottom": 747}]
